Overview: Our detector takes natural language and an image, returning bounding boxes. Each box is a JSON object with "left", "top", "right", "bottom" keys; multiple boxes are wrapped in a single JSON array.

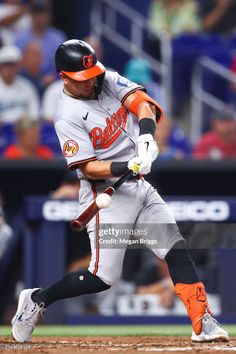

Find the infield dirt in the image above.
[{"left": 0, "top": 336, "right": 235, "bottom": 353}]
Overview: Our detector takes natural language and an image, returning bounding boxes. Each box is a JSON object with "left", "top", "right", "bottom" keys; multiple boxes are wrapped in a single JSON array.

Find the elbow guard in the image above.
[{"left": 128, "top": 91, "right": 163, "bottom": 122}]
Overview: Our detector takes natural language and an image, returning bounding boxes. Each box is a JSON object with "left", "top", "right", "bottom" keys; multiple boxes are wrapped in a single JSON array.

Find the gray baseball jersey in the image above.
[
  {"left": 54, "top": 71, "right": 142, "bottom": 178},
  {"left": 54, "top": 70, "right": 183, "bottom": 285}
]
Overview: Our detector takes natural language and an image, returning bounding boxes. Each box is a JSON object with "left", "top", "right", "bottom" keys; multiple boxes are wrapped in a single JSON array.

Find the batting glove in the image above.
[
  {"left": 128, "top": 156, "right": 152, "bottom": 175},
  {"left": 137, "top": 134, "right": 159, "bottom": 163},
  {"left": 128, "top": 156, "right": 141, "bottom": 175}
]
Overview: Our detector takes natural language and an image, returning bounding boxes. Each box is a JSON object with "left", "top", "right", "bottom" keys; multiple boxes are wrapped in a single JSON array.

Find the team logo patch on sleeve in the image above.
[
  {"left": 63, "top": 140, "right": 79, "bottom": 157},
  {"left": 117, "top": 77, "right": 133, "bottom": 87}
]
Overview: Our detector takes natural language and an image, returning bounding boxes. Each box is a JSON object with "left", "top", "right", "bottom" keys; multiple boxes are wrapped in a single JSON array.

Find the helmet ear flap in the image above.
[{"left": 95, "top": 72, "right": 105, "bottom": 95}]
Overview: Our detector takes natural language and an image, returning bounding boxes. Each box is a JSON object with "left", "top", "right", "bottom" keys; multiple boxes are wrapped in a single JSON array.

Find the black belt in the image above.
[
  {"left": 88, "top": 174, "right": 142, "bottom": 184},
  {"left": 128, "top": 174, "right": 142, "bottom": 181}
]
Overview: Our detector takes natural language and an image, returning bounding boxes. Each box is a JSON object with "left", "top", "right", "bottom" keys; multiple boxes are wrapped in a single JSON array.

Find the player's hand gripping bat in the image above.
[{"left": 71, "top": 170, "right": 134, "bottom": 232}]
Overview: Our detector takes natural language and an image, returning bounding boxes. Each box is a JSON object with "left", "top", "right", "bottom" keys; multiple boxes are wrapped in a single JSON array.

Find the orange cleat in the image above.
[{"left": 175, "top": 282, "right": 211, "bottom": 335}]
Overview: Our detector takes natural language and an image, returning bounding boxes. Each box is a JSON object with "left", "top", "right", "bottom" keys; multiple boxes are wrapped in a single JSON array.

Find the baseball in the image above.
[{"left": 95, "top": 193, "right": 111, "bottom": 209}]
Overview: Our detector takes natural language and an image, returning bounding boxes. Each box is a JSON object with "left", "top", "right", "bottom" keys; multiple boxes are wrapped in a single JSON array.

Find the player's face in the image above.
[{"left": 61, "top": 74, "right": 97, "bottom": 99}]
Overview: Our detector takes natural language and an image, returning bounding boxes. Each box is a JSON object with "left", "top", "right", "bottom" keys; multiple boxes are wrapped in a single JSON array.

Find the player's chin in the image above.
[{"left": 81, "top": 90, "right": 95, "bottom": 99}]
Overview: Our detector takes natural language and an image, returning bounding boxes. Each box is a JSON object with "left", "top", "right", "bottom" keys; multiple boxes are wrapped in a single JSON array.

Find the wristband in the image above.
[
  {"left": 139, "top": 118, "right": 156, "bottom": 136},
  {"left": 110, "top": 161, "right": 129, "bottom": 177}
]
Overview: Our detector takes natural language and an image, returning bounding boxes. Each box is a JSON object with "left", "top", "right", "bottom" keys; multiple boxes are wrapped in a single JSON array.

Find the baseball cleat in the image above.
[
  {"left": 191, "top": 313, "right": 229, "bottom": 342},
  {"left": 11, "top": 288, "right": 45, "bottom": 342},
  {"left": 175, "top": 282, "right": 213, "bottom": 335}
]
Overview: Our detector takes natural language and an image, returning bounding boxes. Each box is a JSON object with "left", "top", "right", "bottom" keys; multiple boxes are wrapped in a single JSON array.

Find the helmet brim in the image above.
[{"left": 62, "top": 61, "right": 105, "bottom": 81}]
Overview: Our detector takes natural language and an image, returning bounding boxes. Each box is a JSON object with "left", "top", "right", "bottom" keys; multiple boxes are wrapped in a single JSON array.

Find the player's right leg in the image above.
[
  {"left": 175, "top": 281, "right": 228, "bottom": 342},
  {"left": 165, "top": 241, "right": 229, "bottom": 342},
  {"left": 136, "top": 182, "right": 229, "bottom": 342}
]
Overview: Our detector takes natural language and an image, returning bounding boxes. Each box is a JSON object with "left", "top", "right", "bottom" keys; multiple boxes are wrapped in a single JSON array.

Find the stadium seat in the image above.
[
  {"left": 40, "top": 121, "right": 61, "bottom": 155},
  {"left": 171, "top": 33, "right": 226, "bottom": 115},
  {"left": 201, "top": 46, "right": 233, "bottom": 102},
  {"left": 0, "top": 124, "right": 16, "bottom": 155},
  {"left": 225, "top": 34, "right": 236, "bottom": 53}
]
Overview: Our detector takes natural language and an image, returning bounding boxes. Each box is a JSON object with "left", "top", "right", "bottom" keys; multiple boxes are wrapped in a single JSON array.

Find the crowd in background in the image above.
[
  {"left": 1, "top": 0, "right": 236, "bottom": 321},
  {"left": 0, "top": 0, "right": 235, "bottom": 161}
]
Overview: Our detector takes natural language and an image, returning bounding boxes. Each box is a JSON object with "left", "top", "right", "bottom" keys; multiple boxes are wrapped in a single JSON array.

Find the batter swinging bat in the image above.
[{"left": 71, "top": 170, "right": 134, "bottom": 232}]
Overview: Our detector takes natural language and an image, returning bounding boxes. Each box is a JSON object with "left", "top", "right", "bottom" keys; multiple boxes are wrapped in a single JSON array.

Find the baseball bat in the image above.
[{"left": 71, "top": 170, "right": 134, "bottom": 232}]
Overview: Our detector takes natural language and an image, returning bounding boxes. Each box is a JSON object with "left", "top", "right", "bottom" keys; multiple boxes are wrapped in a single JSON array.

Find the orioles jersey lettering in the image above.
[{"left": 89, "top": 107, "right": 128, "bottom": 148}]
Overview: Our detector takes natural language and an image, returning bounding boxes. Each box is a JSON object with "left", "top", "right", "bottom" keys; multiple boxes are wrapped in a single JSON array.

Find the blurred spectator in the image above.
[
  {"left": 83, "top": 35, "right": 104, "bottom": 62},
  {"left": 20, "top": 41, "right": 54, "bottom": 97},
  {"left": 124, "top": 58, "right": 167, "bottom": 111},
  {"left": 231, "top": 56, "right": 236, "bottom": 80},
  {"left": 193, "top": 108, "right": 236, "bottom": 159},
  {"left": 230, "top": 57, "right": 236, "bottom": 103},
  {"left": 50, "top": 169, "right": 80, "bottom": 200},
  {"left": 0, "top": 45, "right": 40, "bottom": 124},
  {"left": 3, "top": 116, "right": 54, "bottom": 159},
  {"left": 0, "top": 123, "right": 15, "bottom": 154},
  {"left": 148, "top": 0, "right": 201, "bottom": 59},
  {"left": 83, "top": 34, "right": 117, "bottom": 73},
  {"left": 0, "top": 0, "right": 31, "bottom": 46},
  {"left": 41, "top": 79, "right": 62, "bottom": 122},
  {"left": 97, "top": 248, "right": 176, "bottom": 315},
  {"left": 40, "top": 80, "right": 63, "bottom": 154},
  {"left": 123, "top": 248, "right": 175, "bottom": 309},
  {"left": 136, "top": 275, "right": 175, "bottom": 309},
  {"left": 155, "top": 115, "right": 192, "bottom": 159},
  {"left": 149, "top": 0, "right": 201, "bottom": 36},
  {"left": 15, "top": 0, "right": 66, "bottom": 77},
  {"left": 198, "top": 0, "right": 236, "bottom": 34}
]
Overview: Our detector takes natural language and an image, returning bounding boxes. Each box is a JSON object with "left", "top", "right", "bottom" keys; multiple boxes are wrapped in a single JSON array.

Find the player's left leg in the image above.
[
  {"left": 12, "top": 179, "right": 143, "bottom": 343},
  {"left": 11, "top": 270, "right": 110, "bottom": 342},
  {"left": 136, "top": 181, "right": 229, "bottom": 342}
]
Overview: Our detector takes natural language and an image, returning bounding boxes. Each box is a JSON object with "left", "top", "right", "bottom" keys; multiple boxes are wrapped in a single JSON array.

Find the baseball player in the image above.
[{"left": 11, "top": 39, "right": 228, "bottom": 343}]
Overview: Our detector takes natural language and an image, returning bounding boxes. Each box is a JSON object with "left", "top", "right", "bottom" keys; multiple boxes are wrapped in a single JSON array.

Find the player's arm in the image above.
[
  {"left": 80, "top": 91, "right": 163, "bottom": 180},
  {"left": 123, "top": 90, "right": 163, "bottom": 131},
  {"left": 79, "top": 158, "right": 141, "bottom": 180},
  {"left": 123, "top": 92, "right": 157, "bottom": 119},
  {"left": 79, "top": 160, "right": 113, "bottom": 179},
  {"left": 123, "top": 90, "right": 162, "bottom": 172}
]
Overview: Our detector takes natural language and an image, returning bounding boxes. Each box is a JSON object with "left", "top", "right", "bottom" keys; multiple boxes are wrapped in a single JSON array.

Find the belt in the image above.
[
  {"left": 87, "top": 174, "right": 142, "bottom": 184},
  {"left": 128, "top": 174, "right": 142, "bottom": 181}
]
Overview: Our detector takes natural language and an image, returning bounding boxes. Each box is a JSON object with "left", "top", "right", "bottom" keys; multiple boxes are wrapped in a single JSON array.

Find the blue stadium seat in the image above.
[
  {"left": 225, "top": 34, "right": 236, "bottom": 53},
  {"left": 0, "top": 124, "right": 16, "bottom": 155},
  {"left": 172, "top": 33, "right": 230, "bottom": 115},
  {"left": 202, "top": 45, "right": 233, "bottom": 102},
  {"left": 40, "top": 121, "right": 61, "bottom": 155}
]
